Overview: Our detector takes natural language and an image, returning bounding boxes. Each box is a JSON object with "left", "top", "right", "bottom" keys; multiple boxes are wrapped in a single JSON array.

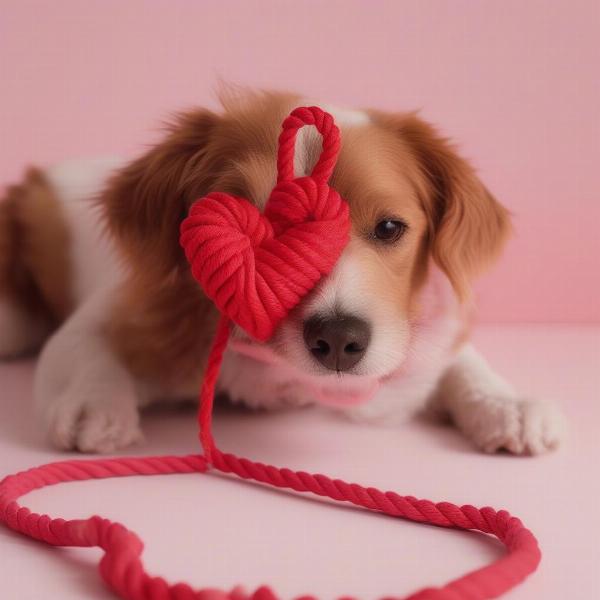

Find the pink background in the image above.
[{"left": 1, "top": 0, "right": 598, "bottom": 323}]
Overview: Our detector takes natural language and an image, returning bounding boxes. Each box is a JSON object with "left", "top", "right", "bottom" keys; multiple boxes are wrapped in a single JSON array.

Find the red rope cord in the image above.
[{"left": 0, "top": 107, "right": 542, "bottom": 600}]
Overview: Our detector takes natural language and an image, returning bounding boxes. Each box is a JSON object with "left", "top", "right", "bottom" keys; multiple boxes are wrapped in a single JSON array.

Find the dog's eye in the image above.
[{"left": 373, "top": 219, "right": 407, "bottom": 243}]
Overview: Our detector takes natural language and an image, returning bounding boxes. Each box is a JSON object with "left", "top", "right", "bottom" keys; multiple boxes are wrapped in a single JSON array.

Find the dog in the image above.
[{"left": 0, "top": 90, "right": 565, "bottom": 454}]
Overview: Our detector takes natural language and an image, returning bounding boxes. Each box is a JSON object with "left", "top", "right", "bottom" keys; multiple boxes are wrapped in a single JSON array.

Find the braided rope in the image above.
[{"left": 0, "top": 107, "right": 541, "bottom": 599}]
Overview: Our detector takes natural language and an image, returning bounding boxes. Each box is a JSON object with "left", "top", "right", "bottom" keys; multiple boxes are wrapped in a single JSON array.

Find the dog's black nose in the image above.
[{"left": 303, "top": 315, "right": 371, "bottom": 372}]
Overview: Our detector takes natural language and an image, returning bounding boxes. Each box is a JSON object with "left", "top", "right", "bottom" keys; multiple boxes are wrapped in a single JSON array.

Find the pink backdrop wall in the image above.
[{"left": 1, "top": 0, "right": 598, "bottom": 322}]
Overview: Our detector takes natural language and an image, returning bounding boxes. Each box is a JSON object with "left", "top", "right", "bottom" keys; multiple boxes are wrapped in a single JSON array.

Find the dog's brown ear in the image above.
[
  {"left": 380, "top": 112, "right": 511, "bottom": 299},
  {"left": 102, "top": 109, "right": 222, "bottom": 273}
]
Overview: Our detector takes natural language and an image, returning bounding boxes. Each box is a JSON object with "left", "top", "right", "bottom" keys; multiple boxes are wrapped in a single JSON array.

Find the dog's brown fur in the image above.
[
  {"left": 98, "top": 92, "right": 509, "bottom": 387},
  {"left": 370, "top": 111, "right": 511, "bottom": 300},
  {"left": 102, "top": 93, "right": 301, "bottom": 387},
  {"left": 0, "top": 168, "right": 72, "bottom": 337},
  {"left": 0, "top": 92, "right": 509, "bottom": 387}
]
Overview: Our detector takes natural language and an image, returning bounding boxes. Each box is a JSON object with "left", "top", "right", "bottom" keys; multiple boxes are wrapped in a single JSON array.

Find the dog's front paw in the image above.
[
  {"left": 466, "top": 397, "right": 566, "bottom": 455},
  {"left": 39, "top": 384, "right": 143, "bottom": 453}
]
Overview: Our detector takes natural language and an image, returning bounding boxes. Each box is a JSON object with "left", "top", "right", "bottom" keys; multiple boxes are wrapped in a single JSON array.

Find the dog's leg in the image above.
[
  {"left": 34, "top": 288, "right": 142, "bottom": 453},
  {"left": 0, "top": 167, "right": 78, "bottom": 359},
  {"left": 0, "top": 298, "right": 49, "bottom": 359},
  {"left": 428, "top": 344, "right": 566, "bottom": 454},
  {"left": 0, "top": 181, "right": 48, "bottom": 358}
]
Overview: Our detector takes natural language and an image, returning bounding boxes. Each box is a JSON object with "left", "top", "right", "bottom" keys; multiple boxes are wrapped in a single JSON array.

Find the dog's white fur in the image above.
[
  {"left": 34, "top": 285, "right": 142, "bottom": 452},
  {"left": 33, "top": 158, "right": 143, "bottom": 452},
  {"left": 44, "top": 156, "right": 125, "bottom": 303},
  {"left": 430, "top": 345, "right": 566, "bottom": 454},
  {"left": 1, "top": 103, "right": 566, "bottom": 454}
]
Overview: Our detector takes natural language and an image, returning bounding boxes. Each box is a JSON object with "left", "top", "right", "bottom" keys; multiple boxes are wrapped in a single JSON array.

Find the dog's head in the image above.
[{"left": 104, "top": 91, "right": 510, "bottom": 401}]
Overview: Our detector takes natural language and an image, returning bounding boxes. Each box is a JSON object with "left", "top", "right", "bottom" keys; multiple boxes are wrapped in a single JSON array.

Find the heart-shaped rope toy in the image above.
[
  {"left": 0, "top": 107, "right": 541, "bottom": 600},
  {"left": 180, "top": 107, "right": 349, "bottom": 343}
]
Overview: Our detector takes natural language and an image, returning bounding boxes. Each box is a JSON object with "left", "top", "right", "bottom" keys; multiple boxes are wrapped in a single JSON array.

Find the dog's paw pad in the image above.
[
  {"left": 516, "top": 398, "right": 566, "bottom": 455},
  {"left": 75, "top": 404, "right": 144, "bottom": 453},
  {"left": 474, "top": 398, "right": 566, "bottom": 456},
  {"left": 44, "top": 390, "right": 143, "bottom": 453}
]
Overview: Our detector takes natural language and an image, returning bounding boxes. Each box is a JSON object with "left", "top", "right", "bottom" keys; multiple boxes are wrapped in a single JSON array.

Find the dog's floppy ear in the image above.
[
  {"left": 381, "top": 113, "right": 511, "bottom": 299},
  {"left": 102, "top": 109, "right": 222, "bottom": 273}
]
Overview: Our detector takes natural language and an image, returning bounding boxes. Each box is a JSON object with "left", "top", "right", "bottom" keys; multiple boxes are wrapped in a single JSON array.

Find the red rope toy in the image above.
[{"left": 0, "top": 107, "right": 541, "bottom": 600}]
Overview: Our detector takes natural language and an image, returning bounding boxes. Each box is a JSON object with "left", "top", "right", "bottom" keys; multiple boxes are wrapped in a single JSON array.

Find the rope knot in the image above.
[{"left": 180, "top": 106, "right": 350, "bottom": 341}]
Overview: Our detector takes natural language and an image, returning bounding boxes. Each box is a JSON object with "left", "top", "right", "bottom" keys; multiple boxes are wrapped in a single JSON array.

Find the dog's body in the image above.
[{"left": 0, "top": 91, "right": 565, "bottom": 454}]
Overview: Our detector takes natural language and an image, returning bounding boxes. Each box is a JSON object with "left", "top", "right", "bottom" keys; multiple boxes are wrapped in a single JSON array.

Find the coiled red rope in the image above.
[{"left": 0, "top": 107, "right": 541, "bottom": 600}]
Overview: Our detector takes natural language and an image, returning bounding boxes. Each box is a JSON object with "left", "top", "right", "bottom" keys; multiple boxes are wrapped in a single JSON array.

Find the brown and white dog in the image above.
[{"left": 0, "top": 90, "right": 565, "bottom": 454}]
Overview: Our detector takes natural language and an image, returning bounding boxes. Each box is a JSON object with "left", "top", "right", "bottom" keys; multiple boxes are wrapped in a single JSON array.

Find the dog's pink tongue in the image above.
[
  {"left": 310, "top": 378, "right": 380, "bottom": 407},
  {"left": 229, "top": 337, "right": 381, "bottom": 407}
]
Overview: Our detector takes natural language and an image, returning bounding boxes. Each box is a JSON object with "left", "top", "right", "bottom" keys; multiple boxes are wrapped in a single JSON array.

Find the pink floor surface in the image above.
[{"left": 1, "top": 324, "right": 598, "bottom": 599}]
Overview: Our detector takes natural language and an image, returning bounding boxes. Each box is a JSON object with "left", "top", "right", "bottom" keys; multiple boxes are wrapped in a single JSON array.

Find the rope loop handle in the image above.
[{"left": 276, "top": 106, "right": 341, "bottom": 184}]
